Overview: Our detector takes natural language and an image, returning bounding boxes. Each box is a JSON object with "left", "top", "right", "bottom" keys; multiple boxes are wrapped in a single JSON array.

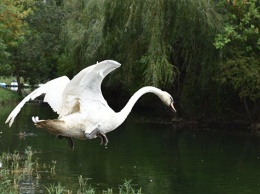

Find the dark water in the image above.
[{"left": 1, "top": 103, "right": 260, "bottom": 193}]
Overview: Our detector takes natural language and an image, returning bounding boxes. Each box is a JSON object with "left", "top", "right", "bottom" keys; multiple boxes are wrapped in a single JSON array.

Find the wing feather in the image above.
[
  {"left": 58, "top": 60, "right": 121, "bottom": 116},
  {"left": 6, "top": 60, "right": 120, "bottom": 127},
  {"left": 5, "top": 76, "right": 70, "bottom": 127}
]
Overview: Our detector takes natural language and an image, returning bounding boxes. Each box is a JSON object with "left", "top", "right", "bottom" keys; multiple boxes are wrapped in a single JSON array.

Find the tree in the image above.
[
  {"left": 60, "top": 0, "right": 105, "bottom": 76},
  {"left": 61, "top": 0, "right": 220, "bottom": 94},
  {"left": 0, "top": 0, "right": 34, "bottom": 95},
  {"left": 214, "top": 0, "right": 260, "bottom": 127},
  {"left": 0, "top": 0, "right": 64, "bottom": 95},
  {"left": 22, "top": 0, "right": 65, "bottom": 85}
]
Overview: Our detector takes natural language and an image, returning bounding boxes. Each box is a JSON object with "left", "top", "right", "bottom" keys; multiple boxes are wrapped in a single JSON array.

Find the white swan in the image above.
[{"left": 5, "top": 60, "right": 176, "bottom": 149}]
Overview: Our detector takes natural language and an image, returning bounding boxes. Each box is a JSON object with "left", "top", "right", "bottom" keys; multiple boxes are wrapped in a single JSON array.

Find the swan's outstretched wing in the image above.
[
  {"left": 58, "top": 60, "right": 121, "bottom": 117},
  {"left": 5, "top": 76, "right": 70, "bottom": 127}
]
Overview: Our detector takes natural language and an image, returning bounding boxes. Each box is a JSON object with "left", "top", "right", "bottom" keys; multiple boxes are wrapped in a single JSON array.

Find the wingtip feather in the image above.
[{"left": 5, "top": 114, "right": 14, "bottom": 127}]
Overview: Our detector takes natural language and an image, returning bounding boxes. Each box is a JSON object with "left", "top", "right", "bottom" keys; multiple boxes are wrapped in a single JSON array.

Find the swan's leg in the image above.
[
  {"left": 85, "top": 129, "right": 109, "bottom": 146},
  {"left": 57, "top": 136, "right": 74, "bottom": 150},
  {"left": 66, "top": 137, "right": 74, "bottom": 150},
  {"left": 97, "top": 131, "right": 108, "bottom": 146}
]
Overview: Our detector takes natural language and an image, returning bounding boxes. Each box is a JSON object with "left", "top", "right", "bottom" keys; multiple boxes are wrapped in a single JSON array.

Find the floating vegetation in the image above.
[{"left": 0, "top": 147, "right": 142, "bottom": 193}]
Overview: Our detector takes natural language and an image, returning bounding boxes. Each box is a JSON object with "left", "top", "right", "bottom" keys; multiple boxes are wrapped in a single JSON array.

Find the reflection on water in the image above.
[{"left": 1, "top": 103, "right": 260, "bottom": 193}]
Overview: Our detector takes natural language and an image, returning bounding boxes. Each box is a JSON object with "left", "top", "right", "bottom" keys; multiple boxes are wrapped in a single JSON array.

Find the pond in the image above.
[{"left": 1, "top": 103, "right": 260, "bottom": 193}]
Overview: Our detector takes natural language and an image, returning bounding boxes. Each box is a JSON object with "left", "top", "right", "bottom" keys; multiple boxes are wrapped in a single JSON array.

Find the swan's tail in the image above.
[
  {"left": 31, "top": 116, "right": 85, "bottom": 139},
  {"left": 32, "top": 116, "right": 63, "bottom": 135},
  {"left": 32, "top": 116, "right": 41, "bottom": 123}
]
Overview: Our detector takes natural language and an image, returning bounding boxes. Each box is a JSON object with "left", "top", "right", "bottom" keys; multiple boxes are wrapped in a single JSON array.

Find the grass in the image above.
[
  {"left": 0, "top": 76, "right": 26, "bottom": 85},
  {"left": 0, "top": 147, "right": 142, "bottom": 194},
  {"left": 0, "top": 87, "right": 20, "bottom": 104}
]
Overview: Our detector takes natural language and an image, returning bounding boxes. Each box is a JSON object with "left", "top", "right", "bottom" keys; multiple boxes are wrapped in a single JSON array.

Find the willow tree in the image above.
[
  {"left": 155, "top": 0, "right": 221, "bottom": 116},
  {"left": 61, "top": 0, "right": 221, "bottom": 115},
  {"left": 139, "top": 0, "right": 176, "bottom": 87},
  {"left": 60, "top": 0, "right": 105, "bottom": 76}
]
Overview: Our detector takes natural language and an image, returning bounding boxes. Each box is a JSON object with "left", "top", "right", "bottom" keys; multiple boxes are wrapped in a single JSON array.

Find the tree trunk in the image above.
[
  {"left": 16, "top": 74, "right": 22, "bottom": 96},
  {"left": 14, "top": 49, "right": 22, "bottom": 97},
  {"left": 243, "top": 98, "right": 252, "bottom": 123},
  {"left": 245, "top": 98, "right": 260, "bottom": 135}
]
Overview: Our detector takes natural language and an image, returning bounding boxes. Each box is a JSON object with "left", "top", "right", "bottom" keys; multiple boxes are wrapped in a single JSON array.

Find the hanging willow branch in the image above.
[{"left": 140, "top": 0, "right": 176, "bottom": 86}]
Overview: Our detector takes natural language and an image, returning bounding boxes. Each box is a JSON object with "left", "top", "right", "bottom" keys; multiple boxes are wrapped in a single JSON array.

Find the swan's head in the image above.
[{"left": 159, "top": 91, "right": 177, "bottom": 113}]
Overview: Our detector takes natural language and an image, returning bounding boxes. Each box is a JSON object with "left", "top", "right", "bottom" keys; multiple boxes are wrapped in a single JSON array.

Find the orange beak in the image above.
[{"left": 170, "top": 102, "right": 177, "bottom": 113}]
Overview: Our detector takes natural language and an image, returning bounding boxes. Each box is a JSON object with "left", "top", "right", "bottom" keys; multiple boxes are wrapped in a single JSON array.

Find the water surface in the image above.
[{"left": 1, "top": 103, "right": 260, "bottom": 193}]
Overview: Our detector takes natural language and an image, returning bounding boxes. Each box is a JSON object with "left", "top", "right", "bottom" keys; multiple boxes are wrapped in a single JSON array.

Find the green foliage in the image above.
[
  {"left": 140, "top": 53, "right": 175, "bottom": 87},
  {"left": 0, "top": 0, "right": 28, "bottom": 69},
  {"left": 0, "top": 0, "right": 64, "bottom": 91},
  {"left": 214, "top": 0, "right": 259, "bottom": 51},
  {"left": 61, "top": 0, "right": 220, "bottom": 95},
  {"left": 140, "top": 0, "right": 175, "bottom": 86},
  {"left": 212, "top": 0, "right": 260, "bottom": 123},
  {"left": 214, "top": 0, "right": 260, "bottom": 101},
  {"left": 21, "top": 0, "right": 65, "bottom": 84},
  {"left": 217, "top": 55, "right": 260, "bottom": 101},
  {"left": 2, "top": 0, "right": 259, "bottom": 121},
  {"left": 61, "top": 0, "right": 105, "bottom": 75},
  {"left": 168, "top": 0, "right": 221, "bottom": 116}
]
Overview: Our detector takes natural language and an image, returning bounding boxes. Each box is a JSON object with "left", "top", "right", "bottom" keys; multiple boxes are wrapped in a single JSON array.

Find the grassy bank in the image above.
[
  {"left": 0, "top": 76, "right": 17, "bottom": 85},
  {"left": 0, "top": 147, "right": 142, "bottom": 193},
  {"left": 0, "top": 76, "right": 26, "bottom": 85},
  {"left": 0, "top": 87, "right": 20, "bottom": 104}
]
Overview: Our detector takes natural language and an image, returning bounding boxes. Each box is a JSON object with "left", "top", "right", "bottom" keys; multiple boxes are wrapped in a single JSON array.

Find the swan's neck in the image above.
[{"left": 115, "top": 86, "right": 163, "bottom": 126}]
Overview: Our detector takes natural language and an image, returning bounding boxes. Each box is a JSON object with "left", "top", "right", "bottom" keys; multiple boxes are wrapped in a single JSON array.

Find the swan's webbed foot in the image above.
[
  {"left": 85, "top": 129, "right": 109, "bottom": 146},
  {"left": 58, "top": 136, "right": 74, "bottom": 150}
]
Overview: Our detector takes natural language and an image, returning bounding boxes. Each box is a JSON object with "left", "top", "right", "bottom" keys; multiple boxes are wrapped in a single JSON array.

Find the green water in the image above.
[{"left": 1, "top": 103, "right": 260, "bottom": 193}]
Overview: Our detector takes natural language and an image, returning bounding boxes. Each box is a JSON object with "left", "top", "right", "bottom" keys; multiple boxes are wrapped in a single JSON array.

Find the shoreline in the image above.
[
  {"left": 1, "top": 87, "right": 254, "bottom": 135},
  {"left": 133, "top": 115, "right": 252, "bottom": 135},
  {"left": 0, "top": 87, "right": 20, "bottom": 105}
]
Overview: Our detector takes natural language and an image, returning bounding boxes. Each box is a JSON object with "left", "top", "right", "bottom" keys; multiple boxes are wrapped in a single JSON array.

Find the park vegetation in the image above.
[{"left": 0, "top": 0, "right": 259, "bottom": 131}]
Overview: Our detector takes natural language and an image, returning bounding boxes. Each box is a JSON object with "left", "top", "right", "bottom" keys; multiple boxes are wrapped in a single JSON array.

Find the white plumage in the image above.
[{"left": 5, "top": 60, "right": 176, "bottom": 149}]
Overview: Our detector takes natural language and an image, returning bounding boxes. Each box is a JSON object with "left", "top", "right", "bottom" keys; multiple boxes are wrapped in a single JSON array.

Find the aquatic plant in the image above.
[
  {"left": 0, "top": 146, "right": 54, "bottom": 193},
  {"left": 119, "top": 180, "right": 142, "bottom": 194},
  {"left": 44, "top": 177, "right": 142, "bottom": 194},
  {"left": 45, "top": 182, "right": 66, "bottom": 194},
  {"left": 77, "top": 175, "right": 95, "bottom": 194},
  {"left": 0, "top": 147, "right": 142, "bottom": 193}
]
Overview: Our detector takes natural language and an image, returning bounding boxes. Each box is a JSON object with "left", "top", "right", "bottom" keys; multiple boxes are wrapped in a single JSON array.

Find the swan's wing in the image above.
[
  {"left": 5, "top": 76, "right": 70, "bottom": 127},
  {"left": 58, "top": 60, "right": 121, "bottom": 116}
]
